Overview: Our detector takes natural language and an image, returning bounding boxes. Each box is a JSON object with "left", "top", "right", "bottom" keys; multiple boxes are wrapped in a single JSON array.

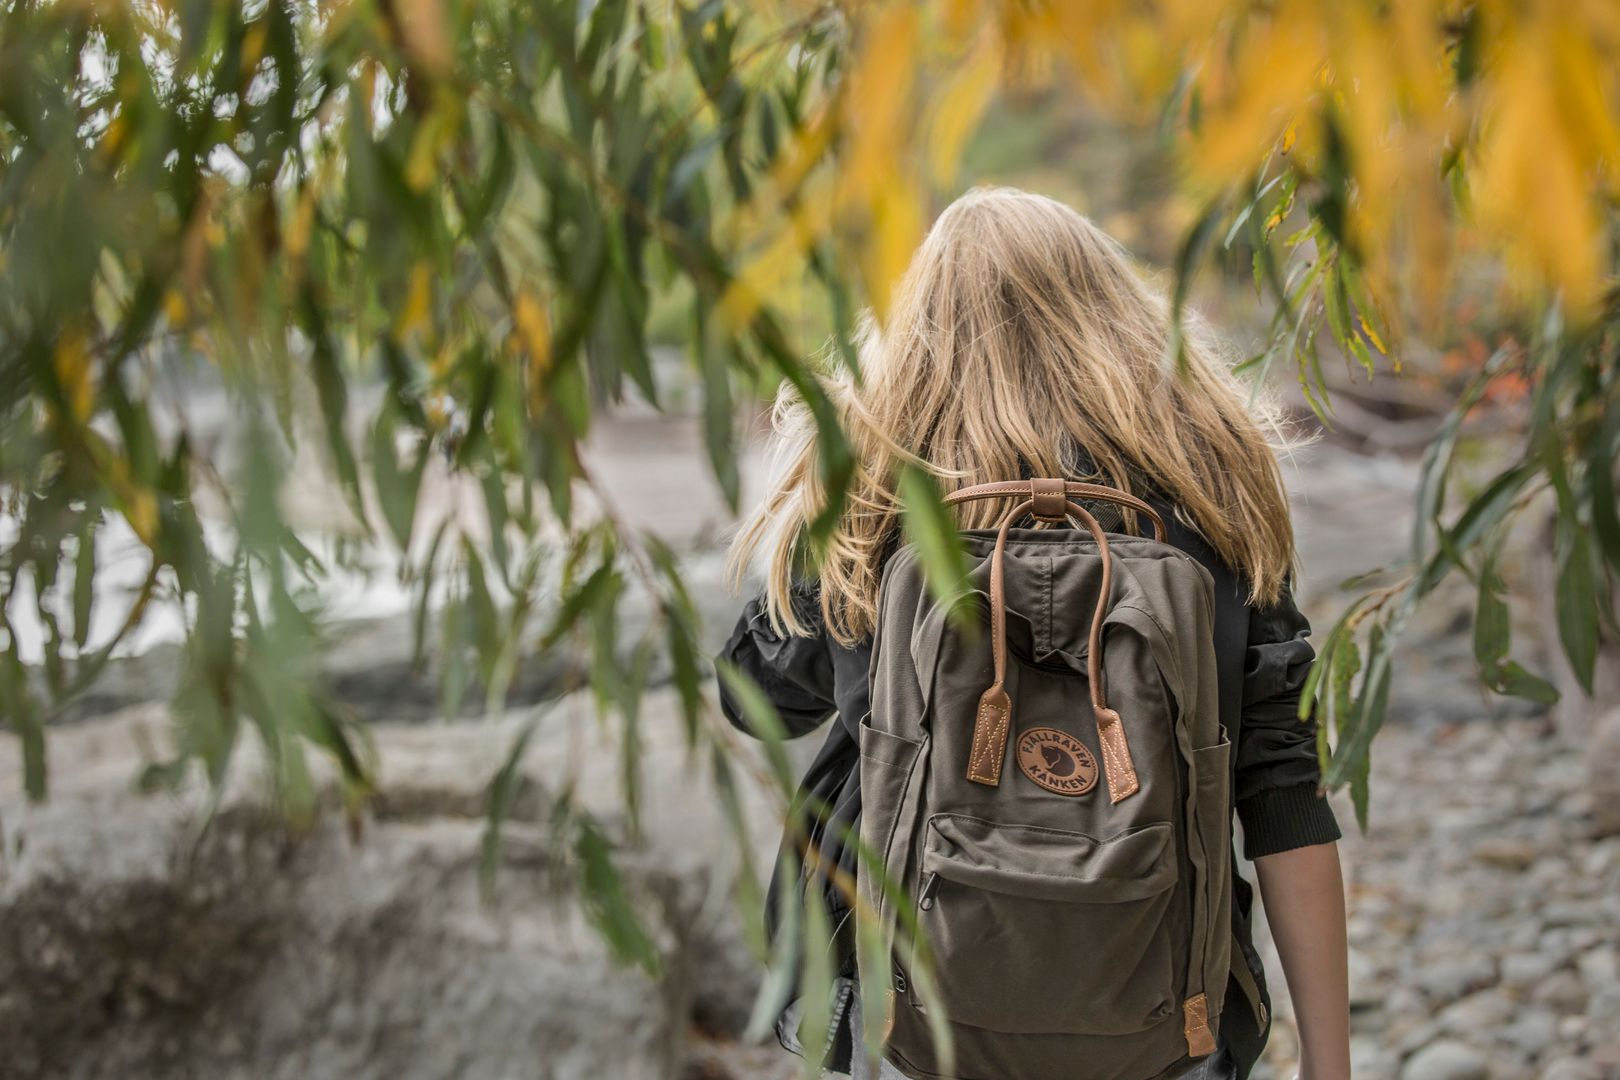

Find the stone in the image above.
[
  {"left": 1435, "top": 988, "right": 1514, "bottom": 1035},
  {"left": 1499, "top": 1008, "right": 1559, "bottom": 1060},
  {"left": 1414, "top": 954, "right": 1498, "bottom": 1005},
  {"left": 1399, "top": 1038, "right": 1490, "bottom": 1080},
  {"left": 1349, "top": 1034, "right": 1398, "bottom": 1078},
  {"left": 1347, "top": 947, "right": 1388, "bottom": 1011},
  {"left": 1470, "top": 836, "right": 1538, "bottom": 870},
  {"left": 1540, "top": 1060, "right": 1604, "bottom": 1080},
  {"left": 1590, "top": 706, "right": 1620, "bottom": 839},
  {"left": 1575, "top": 946, "right": 1619, "bottom": 992},
  {"left": 1501, "top": 951, "right": 1567, "bottom": 989},
  {"left": 1533, "top": 969, "right": 1590, "bottom": 1015}
]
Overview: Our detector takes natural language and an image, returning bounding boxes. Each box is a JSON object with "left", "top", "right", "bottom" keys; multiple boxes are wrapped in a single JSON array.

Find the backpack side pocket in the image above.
[{"left": 858, "top": 717, "right": 928, "bottom": 933}]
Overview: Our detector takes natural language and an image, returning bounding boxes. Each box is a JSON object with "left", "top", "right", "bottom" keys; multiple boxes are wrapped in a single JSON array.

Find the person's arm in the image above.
[
  {"left": 716, "top": 580, "right": 838, "bottom": 738},
  {"left": 1255, "top": 842, "right": 1351, "bottom": 1080},
  {"left": 1234, "top": 578, "right": 1349, "bottom": 1079}
]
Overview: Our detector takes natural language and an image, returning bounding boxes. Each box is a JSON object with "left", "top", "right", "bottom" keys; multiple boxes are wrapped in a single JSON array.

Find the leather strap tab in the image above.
[
  {"left": 967, "top": 685, "right": 1012, "bottom": 785},
  {"left": 1183, "top": 993, "right": 1217, "bottom": 1057},
  {"left": 1229, "top": 939, "right": 1269, "bottom": 1029},
  {"left": 1030, "top": 477, "right": 1067, "bottom": 521},
  {"left": 1095, "top": 705, "right": 1140, "bottom": 802}
]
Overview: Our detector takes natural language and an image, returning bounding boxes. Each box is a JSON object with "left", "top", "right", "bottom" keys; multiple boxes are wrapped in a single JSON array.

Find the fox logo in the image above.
[{"left": 1015, "top": 727, "right": 1099, "bottom": 796}]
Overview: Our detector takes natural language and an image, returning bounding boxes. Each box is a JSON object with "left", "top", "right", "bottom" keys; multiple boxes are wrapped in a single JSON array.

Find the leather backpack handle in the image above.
[
  {"left": 943, "top": 478, "right": 1168, "bottom": 542},
  {"left": 964, "top": 494, "right": 1141, "bottom": 803}
]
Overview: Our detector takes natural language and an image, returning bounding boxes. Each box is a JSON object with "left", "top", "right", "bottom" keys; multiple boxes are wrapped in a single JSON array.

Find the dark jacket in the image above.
[{"left": 717, "top": 484, "right": 1341, "bottom": 1077}]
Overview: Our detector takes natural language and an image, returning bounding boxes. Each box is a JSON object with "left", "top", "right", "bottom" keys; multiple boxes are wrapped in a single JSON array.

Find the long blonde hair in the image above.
[{"left": 730, "top": 186, "right": 1303, "bottom": 645}]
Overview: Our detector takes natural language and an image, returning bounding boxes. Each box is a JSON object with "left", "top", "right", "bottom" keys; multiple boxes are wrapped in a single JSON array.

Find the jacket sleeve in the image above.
[
  {"left": 715, "top": 580, "right": 838, "bottom": 740},
  {"left": 1233, "top": 579, "right": 1343, "bottom": 859}
]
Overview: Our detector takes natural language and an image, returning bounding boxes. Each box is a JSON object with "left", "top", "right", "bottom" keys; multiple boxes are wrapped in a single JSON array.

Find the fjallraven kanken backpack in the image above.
[{"left": 857, "top": 479, "right": 1236, "bottom": 1080}]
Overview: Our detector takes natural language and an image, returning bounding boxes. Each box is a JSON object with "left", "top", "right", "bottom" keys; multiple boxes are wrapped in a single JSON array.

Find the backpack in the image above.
[{"left": 856, "top": 478, "right": 1245, "bottom": 1080}]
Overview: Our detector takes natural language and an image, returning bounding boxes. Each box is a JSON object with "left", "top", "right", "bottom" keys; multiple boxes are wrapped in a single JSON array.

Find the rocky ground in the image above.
[
  {"left": 1256, "top": 715, "right": 1620, "bottom": 1080},
  {"left": 3, "top": 409, "right": 1616, "bottom": 1079}
]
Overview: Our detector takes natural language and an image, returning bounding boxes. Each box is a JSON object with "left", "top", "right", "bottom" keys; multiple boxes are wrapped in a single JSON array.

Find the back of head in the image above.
[{"left": 732, "top": 186, "right": 1301, "bottom": 643}]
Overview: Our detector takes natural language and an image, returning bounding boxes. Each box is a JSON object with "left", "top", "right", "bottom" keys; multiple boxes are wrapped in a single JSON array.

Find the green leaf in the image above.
[
  {"left": 693, "top": 310, "right": 740, "bottom": 509},
  {"left": 1590, "top": 389, "right": 1620, "bottom": 576},
  {"left": 481, "top": 704, "right": 545, "bottom": 892},
  {"left": 371, "top": 406, "right": 426, "bottom": 552},
  {"left": 897, "top": 464, "right": 971, "bottom": 627},
  {"left": 1495, "top": 661, "right": 1560, "bottom": 705},
  {"left": 300, "top": 289, "right": 367, "bottom": 526},
  {"left": 1554, "top": 516, "right": 1599, "bottom": 694},
  {"left": 1165, "top": 198, "right": 1225, "bottom": 376},
  {"left": 1323, "top": 623, "right": 1391, "bottom": 790},
  {"left": 1472, "top": 545, "right": 1511, "bottom": 672},
  {"left": 1348, "top": 744, "right": 1370, "bottom": 833},
  {"left": 73, "top": 514, "right": 96, "bottom": 650},
  {"left": 1412, "top": 351, "right": 1509, "bottom": 566},
  {"left": 541, "top": 560, "right": 619, "bottom": 650},
  {"left": 714, "top": 660, "right": 799, "bottom": 796},
  {"left": 574, "top": 816, "right": 662, "bottom": 975}
]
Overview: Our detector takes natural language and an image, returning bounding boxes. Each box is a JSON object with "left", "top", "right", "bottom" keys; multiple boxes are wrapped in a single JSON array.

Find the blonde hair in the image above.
[{"left": 730, "top": 186, "right": 1303, "bottom": 645}]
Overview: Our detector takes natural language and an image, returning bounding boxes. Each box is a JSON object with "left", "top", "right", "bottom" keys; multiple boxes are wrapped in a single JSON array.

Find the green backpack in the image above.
[{"left": 857, "top": 479, "right": 1258, "bottom": 1080}]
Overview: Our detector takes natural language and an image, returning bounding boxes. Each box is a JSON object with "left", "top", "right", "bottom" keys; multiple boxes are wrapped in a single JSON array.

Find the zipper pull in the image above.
[{"left": 918, "top": 872, "right": 942, "bottom": 911}]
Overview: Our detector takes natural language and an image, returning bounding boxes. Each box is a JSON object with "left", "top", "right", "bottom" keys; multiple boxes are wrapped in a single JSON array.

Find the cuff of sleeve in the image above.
[{"left": 1237, "top": 782, "right": 1343, "bottom": 860}]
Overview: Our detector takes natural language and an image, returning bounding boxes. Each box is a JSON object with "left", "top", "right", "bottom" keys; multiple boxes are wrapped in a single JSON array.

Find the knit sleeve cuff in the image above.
[{"left": 1237, "top": 781, "right": 1343, "bottom": 860}]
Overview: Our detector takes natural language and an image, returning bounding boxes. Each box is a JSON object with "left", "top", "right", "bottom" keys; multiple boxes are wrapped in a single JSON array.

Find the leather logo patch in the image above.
[{"left": 1016, "top": 728, "right": 1098, "bottom": 796}]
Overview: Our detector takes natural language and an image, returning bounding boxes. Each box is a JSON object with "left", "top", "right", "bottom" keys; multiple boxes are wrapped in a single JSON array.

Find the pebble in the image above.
[
  {"left": 1500, "top": 950, "right": 1565, "bottom": 988},
  {"left": 1540, "top": 1060, "right": 1605, "bottom": 1080},
  {"left": 1398, "top": 1038, "right": 1490, "bottom": 1080},
  {"left": 1347, "top": 948, "right": 1387, "bottom": 1010},
  {"left": 1434, "top": 988, "right": 1514, "bottom": 1035},
  {"left": 1532, "top": 969, "right": 1590, "bottom": 1014},
  {"left": 1470, "top": 836, "right": 1538, "bottom": 870},
  {"left": 1498, "top": 1007, "right": 1558, "bottom": 1059},
  {"left": 1413, "top": 954, "right": 1498, "bottom": 1005}
]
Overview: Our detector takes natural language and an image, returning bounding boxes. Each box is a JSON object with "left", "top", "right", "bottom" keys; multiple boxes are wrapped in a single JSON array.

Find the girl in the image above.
[{"left": 719, "top": 187, "right": 1351, "bottom": 1080}]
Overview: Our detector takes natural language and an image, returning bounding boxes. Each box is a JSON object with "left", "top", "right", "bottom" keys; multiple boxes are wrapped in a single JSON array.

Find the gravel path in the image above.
[{"left": 1298, "top": 716, "right": 1619, "bottom": 1080}]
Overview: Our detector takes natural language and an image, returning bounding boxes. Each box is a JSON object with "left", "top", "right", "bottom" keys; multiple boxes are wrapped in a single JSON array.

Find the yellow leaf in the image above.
[
  {"left": 843, "top": 5, "right": 918, "bottom": 201},
  {"left": 162, "top": 289, "right": 189, "bottom": 327},
  {"left": 98, "top": 115, "right": 127, "bottom": 161},
  {"left": 1190, "top": 1, "right": 1325, "bottom": 186},
  {"left": 405, "top": 101, "right": 459, "bottom": 192},
  {"left": 926, "top": 36, "right": 1000, "bottom": 184},
  {"left": 864, "top": 182, "right": 923, "bottom": 323},
  {"left": 240, "top": 22, "right": 268, "bottom": 76},
  {"left": 396, "top": 261, "right": 433, "bottom": 337},
  {"left": 124, "top": 489, "right": 159, "bottom": 549},
  {"left": 394, "top": 0, "right": 452, "bottom": 77},
  {"left": 285, "top": 186, "right": 317, "bottom": 260},
  {"left": 1357, "top": 313, "right": 1386, "bottom": 356},
  {"left": 1471, "top": 35, "right": 1604, "bottom": 315},
  {"left": 53, "top": 327, "right": 96, "bottom": 424},
  {"left": 513, "top": 289, "right": 552, "bottom": 413},
  {"left": 1548, "top": 22, "right": 1620, "bottom": 173}
]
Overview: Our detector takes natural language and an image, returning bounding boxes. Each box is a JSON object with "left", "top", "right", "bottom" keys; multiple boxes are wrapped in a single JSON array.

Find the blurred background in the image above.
[{"left": 2, "top": 3, "right": 1618, "bottom": 1080}]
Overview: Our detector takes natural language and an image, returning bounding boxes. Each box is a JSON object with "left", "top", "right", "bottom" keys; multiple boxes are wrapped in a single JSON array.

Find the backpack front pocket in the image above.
[{"left": 909, "top": 815, "right": 1179, "bottom": 1036}]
